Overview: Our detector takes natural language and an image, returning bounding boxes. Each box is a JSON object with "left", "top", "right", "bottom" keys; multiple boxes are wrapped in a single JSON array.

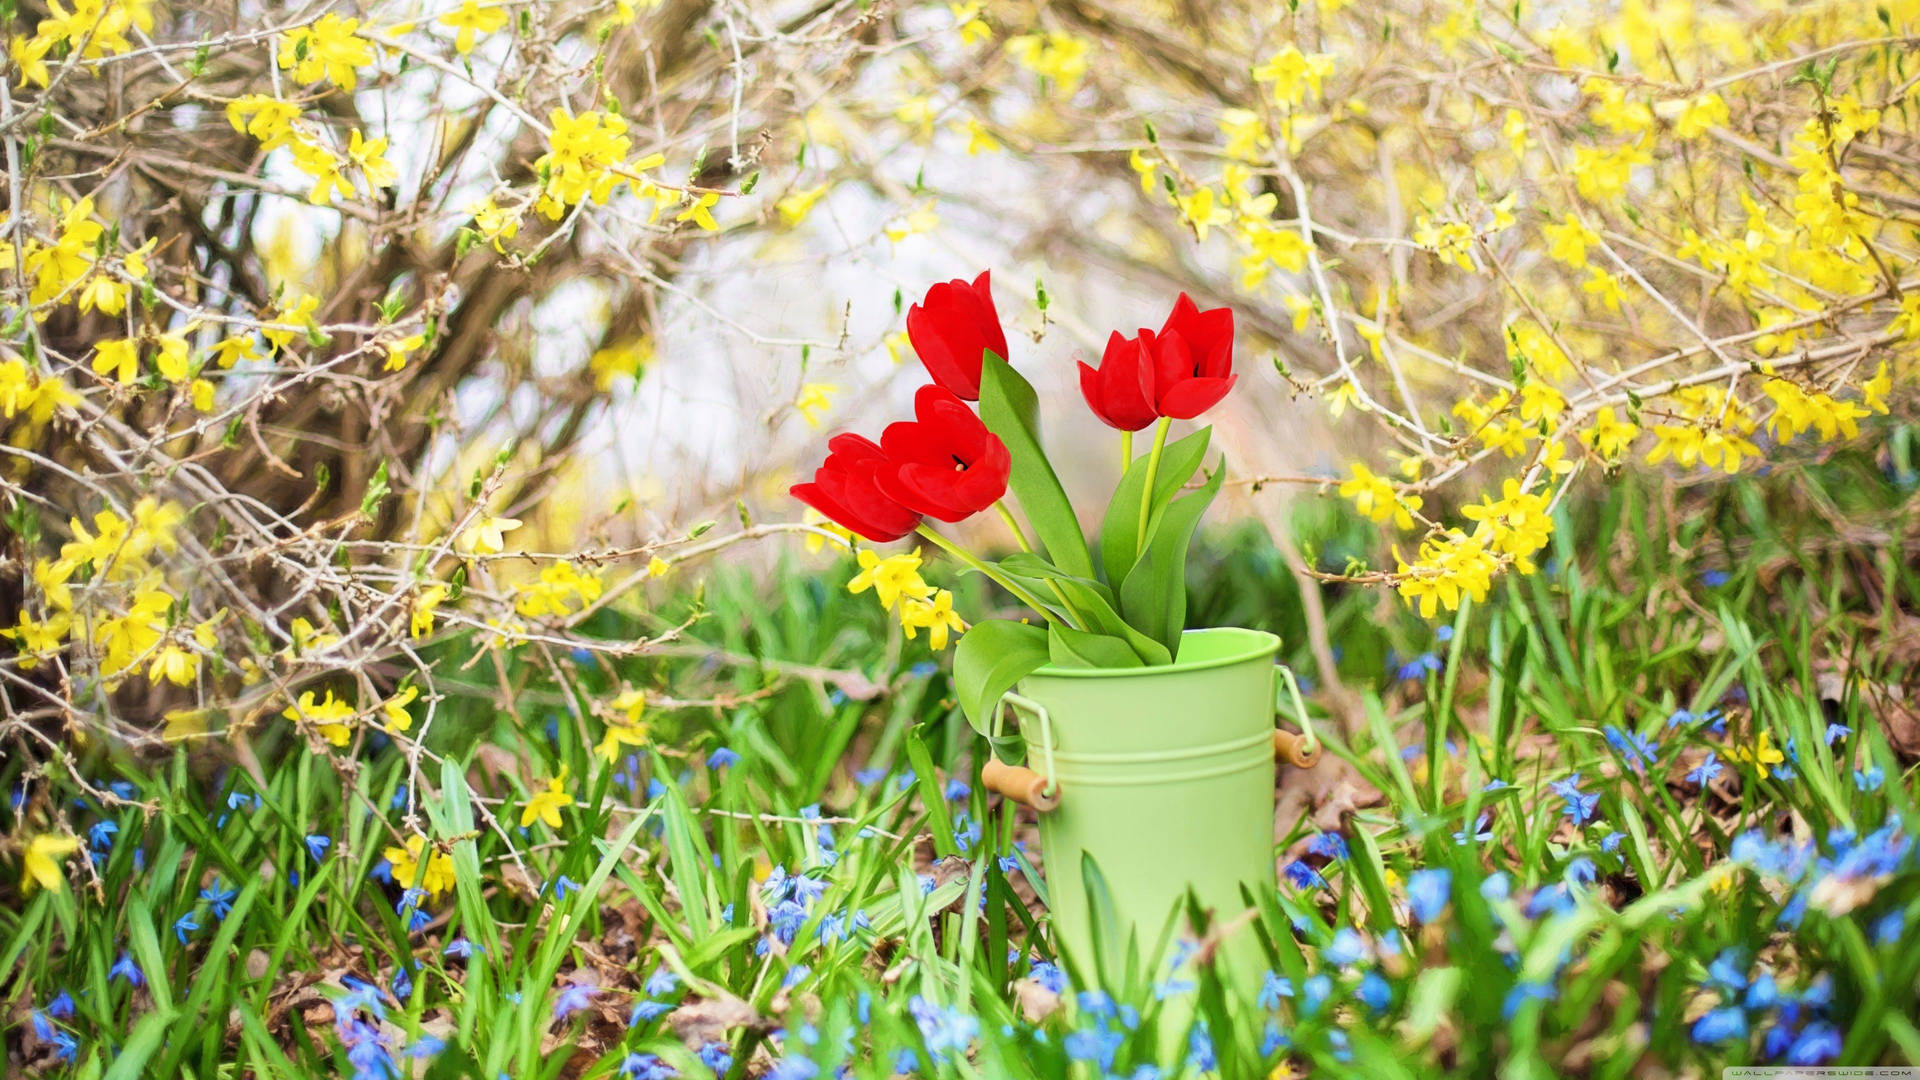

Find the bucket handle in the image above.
[
  {"left": 1273, "top": 665, "right": 1322, "bottom": 769},
  {"left": 982, "top": 691, "right": 1062, "bottom": 812}
]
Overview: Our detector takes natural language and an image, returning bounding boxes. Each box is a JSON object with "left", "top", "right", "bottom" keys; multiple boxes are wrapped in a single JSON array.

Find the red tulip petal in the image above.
[
  {"left": 1098, "top": 336, "right": 1158, "bottom": 431},
  {"left": 1156, "top": 374, "right": 1236, "bottom": 419}
]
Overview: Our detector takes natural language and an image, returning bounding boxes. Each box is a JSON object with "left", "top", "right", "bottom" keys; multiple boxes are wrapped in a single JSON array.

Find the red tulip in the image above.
[
  {"left": 1151, "top": 293, "right": 1236, "bottom": 419},
  {"left": 905, "top": 270, "right": 1009, "bottom": 401},
  {"left": 1078, "top": 294, "right": 1238, "bottom": 429},
  {"left": 1077, "top": 330, "right": 1160, "bottom": 432},
  {"left": 876, "top": 385, "right": 1012, "bottom": 521},
  {"left": 791, "top": 434, "right": 922, "bottom": 542}
]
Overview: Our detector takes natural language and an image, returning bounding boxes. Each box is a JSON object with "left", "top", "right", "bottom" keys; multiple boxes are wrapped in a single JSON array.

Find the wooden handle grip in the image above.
[
  {"left": 1274, "top": 729, "right": 1321, "bottom": 769},
  {"left": 981, "top": 758, "right": 1060, "bottom": 812}
]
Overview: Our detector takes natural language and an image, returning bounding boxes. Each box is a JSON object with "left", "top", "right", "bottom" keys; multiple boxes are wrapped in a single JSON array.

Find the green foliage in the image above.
[{"left": 6, "top": 460, "right": 1920, "bottom": 1076}]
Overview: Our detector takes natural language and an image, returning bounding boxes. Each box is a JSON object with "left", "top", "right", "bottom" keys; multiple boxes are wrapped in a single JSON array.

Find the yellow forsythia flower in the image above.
[{"left": 22, "top": 834, "right": 81, "bottom": 893}]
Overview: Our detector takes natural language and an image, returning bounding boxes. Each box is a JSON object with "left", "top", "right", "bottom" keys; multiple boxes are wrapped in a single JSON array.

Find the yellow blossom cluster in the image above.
[
  {"left": 847, "top": 548, "right": 967, "bottom": 650},
  {"left": 0, "top": 499, "right": 230, "bottom": 687},
  {"left": 1179, "top": 0, "right": 1907, "bottom": 622},
  {"left": 512, "top": 562, "right": 606, "bottom": 618},
  {"left": 8, "top": 0, "right": 154, "bottom": 88}
]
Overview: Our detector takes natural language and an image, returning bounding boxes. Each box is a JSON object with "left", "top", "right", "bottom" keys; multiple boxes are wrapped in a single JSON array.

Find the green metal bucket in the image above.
[{"left": 1011, "top": 627, "right": 1281, "bottom": 1001}]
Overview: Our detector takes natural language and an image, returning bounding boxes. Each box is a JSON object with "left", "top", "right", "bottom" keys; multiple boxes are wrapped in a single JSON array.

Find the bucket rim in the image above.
[{"left": 1026, "top": 626, "right": 1280, "bottom": 679}]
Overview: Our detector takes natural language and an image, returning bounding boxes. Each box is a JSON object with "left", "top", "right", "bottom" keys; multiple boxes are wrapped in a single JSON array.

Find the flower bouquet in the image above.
[{"left": 794, "top": 271, "right": 1308, "bottom": 993}]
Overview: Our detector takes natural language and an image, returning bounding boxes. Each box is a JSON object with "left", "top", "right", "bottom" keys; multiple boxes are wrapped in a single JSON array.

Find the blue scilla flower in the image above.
[
  {"left": 444, "top": 937, "right": 476, "bottom": 958},
  {"left": 1258, "top": 970, "right": 1294, "bottom": 1009},
  {"left": 1873, "top": 909, "right": 1904, "bottom": 946},
  {"left": 910, "top": 660, "right": 939, "bottom": 678},
  {"left": 910, "top": 995, "right": 980, "bottom": 1059},
  {"left": 1690, "top": 1006, "right": 1747, "bottom": 1044},
  {"left": 619, "top": 1052, "right": 675, "bottom": 1080},
  {"left": 1523, "top": 884, "right": 1575, "bottom": 919},
  {"left": 1063, "top": 1024, "right": 1121, "bottom": 1071},
  {"left": 391, "top": 785, "right": 409, "bottom": 810},
  {"left": 1396, "top": 652, "right": 1442, "bottom": 681},
  {"left": 1260, "top": 1019, "right": 1290, "bottom": 1055},
  {"left": 643, "top": 967, "right": 678, "bottom": 996},
  {"left": 1076, "top": 989, "right": 1115, "bottom": 1017},
  {"left": 1564, "top": 857, "right": 1597, "bottom": 888},
  {"left": 551, "top": 875, "right": 582, "bottom": 900},
  {"left": 1407, "top": 868, "right": 1450, "bottom": 924},
  {"left": 630, "top": 999, "right": 672, "bottom": 1023},
  {"left": 853, "top": 767, "right": 886, "bottom": 785},
  {"left": 1687, "top": 753, "right": 1723, "bottom": 785},
  {"left": 1787, "top": 1022, "right": 1842, "bottom": 1064},
  {"left": 200, "top": 879, "right": 237, "bottom": 919},
  {"left": 1283, "top": 860, "right": 1326, "bottom": 890},
  {"left": 88, "top": 820, "right": 118, "bottom": 852},
  {"left": 47, "top": 990, "right": 75, "bottom": 1019},
  {"left": 767, "top": 1055, "right": 819, "bottom": 1080},
  {"left": 943, "top": 778, "right": 970, "bottom": 801},
  {"left": 1476, "top": 872, "right": 1506, "bottom": 902},
  {"left": 44, "top": 1024, "right": 78, "bottom": 1062},
  {"left": 1307, "top": 832, "right": 1348, "bottom": 860},
  {"left": 1856, "top": 765, "right": 1885, "bottom": 791},
  {"left": 1599, "top": 831, "right": 1625, "bottom": 854},
  {"left": 305, "top": 834, "right": 331, "bottom": 861},
  {"left": 110, "top": 951, "right": 143, "bottom": 986},
  {"left": 817, "top": 912, "right": 848, "bottom": 942},
  {"left": 1745, "top": 972, "right": 1779, "bottom": 1010},
  {"left": 31, "top": 1009, "right": 56, "bottom": 1041},
  {"left": 404, "top": 1035, "right": 445, "bottom": 1060},
  {"left": 1327, "top": 1029, "right": 1353, "bottom": 1062},
  {"left": 404, "top": 905, "right": 432, "bottom": 933},
  {"left": 1548, "top": 774, "right": 1600, "bottom": 826},
  {"left": 1030, "top": 960, "right": 1068, "bottom": 994},
  {"left": 1824, "top": 722, "right": 1852, "bottom": 746},
  {"left": 1186, "top": 1022, "right": 1216, "bottom": 1071},
  {"left": 390, "top": 965, "right": 414, "bottom": 1001},
  {"left": 173, "top": 911, "right": 200, "bottom": 943},
  {"left": 1704, "top": 949, "right": 1751, "bottom": 991},
  {"left": 338, "top": 976, "right": 386, "bottom": 1020},
  {"left": 1603, "top": 726, "right": 1659, "bottom": 773},
  {"left": 781, "top": 964, "right": 811, "bottom": 991},
  {"left": 709, "top": 747, "right": 740, "bottom": 769},
  {"left": 1356, "top": 971, "right": 1392, "bottom": 1013},
  {"left": 552, "top": 984, "right": 597, "bottom": 1020},
  {"left": 952, "top": 814, "right": 980, "bottom": 850},
  {"left": 1453, "top": 812, "right": 1495, "bottom": 845},
  {"left": 1322, "top": 927, "right": 1366, "bottom": 966},
  {"left": 1502, "top": 980, "right": 1554, "bottom": 1020},
  {"left": 1302, "top": 973, "right": 1333, "bottom": 1015},
  {"left": 697, "top": 1043, "right": 732, "bottom": 1074}
]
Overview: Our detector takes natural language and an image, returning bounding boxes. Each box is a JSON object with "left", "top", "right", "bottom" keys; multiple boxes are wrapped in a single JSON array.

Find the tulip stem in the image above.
[
  {"left": 994, "top": 501, "right": 1033, "bottom": 555},
  {"left": 1120, "top": 430, "right": 1134, "bottom": 471},
  {"left": 998, "top": 500, "right": 1093, "bottom": 628},
  {"left": 916, "top": 525, "right": 1065, "bottom": 629},
  {"left": 1135, "top": 417, "right": 1172, "bottom": 551}
]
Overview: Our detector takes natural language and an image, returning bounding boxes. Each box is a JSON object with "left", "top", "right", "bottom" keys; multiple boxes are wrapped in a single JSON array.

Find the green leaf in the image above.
[
  {"left": 1118, "top": 461, "right": 1223, "bottom": 655},
  {"left": 1048, "top": 625, "right": 1145, "bottom": 668},
  {"left": 978, "top": 352, "right": 1094, "bottom": 579},
  {"left": 1099, "top": 426, "right": 1211, "bottom": 590},
  {"left": 952, "top": 618, "right": 1050, "bottom": 762},
  {"left": 103, "top": 1007, "right": 178, "bottom": 1080},
  {"left": 997, "top": 552, "right": 1170, "bottom": 665}
]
